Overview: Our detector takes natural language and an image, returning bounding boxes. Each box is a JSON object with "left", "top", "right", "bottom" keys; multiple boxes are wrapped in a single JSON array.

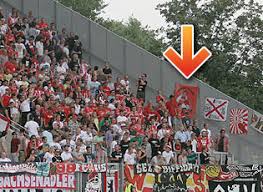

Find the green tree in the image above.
[
  {"left": 157, "top": 0, "right": 263, "bottom": 112},
  {"left": 102, "top": 17, "right": 164, "bottom": 56},
  {"left": 58, "top": 0, "right": 107, "bottom": 21},
  {"left": 57, "top": 1, "right": 164, "bottom": 56}
]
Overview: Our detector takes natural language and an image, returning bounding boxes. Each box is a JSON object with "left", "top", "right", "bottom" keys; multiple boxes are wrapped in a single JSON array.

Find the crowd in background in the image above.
[{"left": 0, "top": 7, "right": 229, "bottom": 165}]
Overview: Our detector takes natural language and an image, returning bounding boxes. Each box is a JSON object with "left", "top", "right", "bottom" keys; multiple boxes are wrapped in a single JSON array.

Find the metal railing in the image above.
[{"left": 196, "top": 151, "right": 235, "bottom": 165}]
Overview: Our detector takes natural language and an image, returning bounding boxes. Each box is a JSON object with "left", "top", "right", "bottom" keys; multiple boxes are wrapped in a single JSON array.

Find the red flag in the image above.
[
  {"left": 174, "top": 84, "right": 199, "bottom": 118},
  {"left": 230, "top": 108, "right": 248, "bottom": 134}
]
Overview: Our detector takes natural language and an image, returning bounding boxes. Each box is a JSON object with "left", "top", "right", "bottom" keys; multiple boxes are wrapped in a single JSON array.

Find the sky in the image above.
[
  {"left": 101, "top": 0, "right": 168, "bottom": 29},
  {"left": 101, "top": 0, "right": 263, "bottom": 30}
]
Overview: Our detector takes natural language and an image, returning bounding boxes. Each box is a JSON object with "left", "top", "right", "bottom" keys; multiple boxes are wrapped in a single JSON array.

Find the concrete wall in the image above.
[{"left": 2, "top": 0, "right": 263, "bottom": 164}]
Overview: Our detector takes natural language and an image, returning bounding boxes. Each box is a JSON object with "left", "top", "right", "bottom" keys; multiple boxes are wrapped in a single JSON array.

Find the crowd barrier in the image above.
[{"left": 0, "top": 162, "right": 261, "bottom": 192}]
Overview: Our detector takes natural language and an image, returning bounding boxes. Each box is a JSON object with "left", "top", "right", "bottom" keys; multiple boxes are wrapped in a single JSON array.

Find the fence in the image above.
[{"left": 2, "top": 0, "right": 263, "bottom": 164}]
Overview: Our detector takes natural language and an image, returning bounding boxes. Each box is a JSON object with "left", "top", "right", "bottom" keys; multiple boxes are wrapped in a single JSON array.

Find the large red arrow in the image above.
[{"left": 163, "top": 25, "right": 212, "bottom": 79}]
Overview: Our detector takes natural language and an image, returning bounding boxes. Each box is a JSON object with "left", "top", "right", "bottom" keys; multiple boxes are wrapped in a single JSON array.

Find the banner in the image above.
[
  {"left": 174, "top": 84, "right": 199, "bottom": 118},
  {"left": 107, "top": 176, "right": 116, "bottom": 192},
  {"left": 204, "top": 97, "right": 229, "bottom": 121},
  {"left": 0, "top": 163, "right": 106, "bottom": 176},
  {"left": 124, "top": 164, "right": 209, "bottom": 192},
  {"left": 0, "top": 163, "right": 37, "bottom": 174},
  {"left": 208, "top": 165, "right": 262, "bottom": 192},
  {"left": 124, "top": 164, "right": 263, "bottom": 192},
  {"left": 229, "top": 108, "right": 249, "bottom": 134},
  {"left": 124, "top": 165, "right": 155, "bottom": 192},
  {"left": 251, "top": 111, "right": 263, "bottom": 133},
  {"left": 0, "top": 174, "right": 76, "bottom": 189},
  {"left": 106, "top": 164, "right": 119, "bottom": 192},
  {"left": 0, "top": 163, "right": 109, "bottom": 191},
  {"left": 83, "top": 172, "right": 106, "bottom": 192},
  {"left": 52, "top": 163, "right": 107, "bottom": 175},
  {"left": 135, "top": 163, "right": 200, "bottom": 174}
]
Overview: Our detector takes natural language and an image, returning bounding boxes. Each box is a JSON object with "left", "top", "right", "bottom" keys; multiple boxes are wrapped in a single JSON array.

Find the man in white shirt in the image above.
[
  {"left": 56, "top": 59, "right": 67, "bottom": 74},
  {"left": 61, "top": 145, "right": 73, "bottom": 162},
  {"left": 117, "top": 111, "right": 128, "bottom": 126},
  {"left": 50, "top": 135, "right": 62, "bottom": 150},
  {"left": 20, "top": 97, "right": 31, "bottom": 113},
  {"left": 108, "top": 99, "right": 116, "bottom": 110},
  {"left": 151, "top": 151, "right": 165, "bottom": 165},
  {"left": 40, "top": 62, "right": 50, "bottom": 70},
  {"left": 120, "top": 75, "right": 130, "bottom": 94},
  {"left": 124, "top": 147, "right": 136, "bottom": 165},
  {"left": 0, "top": 80, "right": 9, "bottom": 96},
  {"left": 52, "top": 115, "right": 64, "bottom": 129},
  {"left": 20, "top": 95, "right": 32, "bottom": 125},
  {"left": 15, "top": 37, "right": 26, "bottom": 59},
  {"left": 59, "top": 135, "right": 76, "bottom": 152},
  {"left": 36, "top": 38, "right": 44, "bottom": 56},
  {"left": 42, "top": 130, "right": 53, "bottom": 144},
  {"left": 79, "top": 129, "right": 93, "bottom": 144},
  {"left": 201, "top": 123, "right": 211, "bottom": 138},
  {"left": 162, "top": 145, "right": 174, "bottom": 164},
  {"left": 111, "top": 121, "right": 122, "bottom": 136},
  {"left": 24, "top": 116, "right": 39, "bottom": 137},
  {"left": 157, "top": 125, "right": 169, "bottom": 140},
  {"left": 62, "top": 59, "right": 69, "bottom": 71},
  {"left": 0, "top": 19, "right": 8, "bottom": 35}
]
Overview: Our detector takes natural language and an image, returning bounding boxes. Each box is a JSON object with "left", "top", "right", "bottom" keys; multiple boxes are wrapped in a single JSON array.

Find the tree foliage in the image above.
[
  {"left": 157, "top": 0, "right": 263, "bottom": 113},
  {"left": 57, "top": 1, "right": 164, "bottom": 56},
  {"left": 58, "top": 0, "right": 107, "bottom": 21},
  {"left": 102, "top": 17, "right": 164, "bottom": 56}
]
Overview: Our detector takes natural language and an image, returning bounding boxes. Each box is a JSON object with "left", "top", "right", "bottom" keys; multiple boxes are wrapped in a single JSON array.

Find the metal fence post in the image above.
[{"left": 120, "top": 162, "right": 124, "bottom": 192}]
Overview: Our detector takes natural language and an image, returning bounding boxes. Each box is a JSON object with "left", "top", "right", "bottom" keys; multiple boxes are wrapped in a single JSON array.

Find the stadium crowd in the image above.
[{"left": 0, "top": 7, "right": 229, "bottom": 165}]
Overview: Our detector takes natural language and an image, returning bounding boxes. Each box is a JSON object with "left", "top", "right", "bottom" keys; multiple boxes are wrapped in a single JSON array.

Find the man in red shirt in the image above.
[
  {"left": 166, "top": 95, "right": 181, "bottom": 128},
  {"left": 0, "top": 88, "right": 11, "bottom": 118},
  {"left": 37, "top": 18, "right": 48, "bottom": 30},
  {"left": 197, "top": 130, "right": 211, "bottom": 152}
]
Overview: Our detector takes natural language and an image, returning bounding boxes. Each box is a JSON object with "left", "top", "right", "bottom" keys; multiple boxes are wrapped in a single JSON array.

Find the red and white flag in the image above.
[
  {"left": 0, "top": 114, "right": 10, "bottom": 132},
  {"left": 229, "top": 108, "right": 248, "bottom": 134}
]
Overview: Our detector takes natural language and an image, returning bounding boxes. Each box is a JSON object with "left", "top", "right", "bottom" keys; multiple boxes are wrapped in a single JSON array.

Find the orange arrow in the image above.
[{"left": 163, "top": 24, "right": 212, "bottom": 79}]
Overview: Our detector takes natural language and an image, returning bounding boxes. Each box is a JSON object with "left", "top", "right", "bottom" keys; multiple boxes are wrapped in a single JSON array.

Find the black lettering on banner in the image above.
[
  {"left": 209, "top": 165, "right": 262, "bottom": 192},
  {"left": 135, "top": 163, "right": 200, "bottom": 174}
]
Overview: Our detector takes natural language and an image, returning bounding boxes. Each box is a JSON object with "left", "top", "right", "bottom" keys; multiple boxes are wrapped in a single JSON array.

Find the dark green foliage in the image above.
[{"left": 157, "top": 0, "right": 263, "bottom": 113}]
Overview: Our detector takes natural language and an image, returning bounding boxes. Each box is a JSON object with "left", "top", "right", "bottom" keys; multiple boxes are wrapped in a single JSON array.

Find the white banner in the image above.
[
  {"left": 0, "top": 174, "right": 75, "bottom": 189},
  {"left": 204, "top": 97, "right": 229, "bottom": 121}
]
